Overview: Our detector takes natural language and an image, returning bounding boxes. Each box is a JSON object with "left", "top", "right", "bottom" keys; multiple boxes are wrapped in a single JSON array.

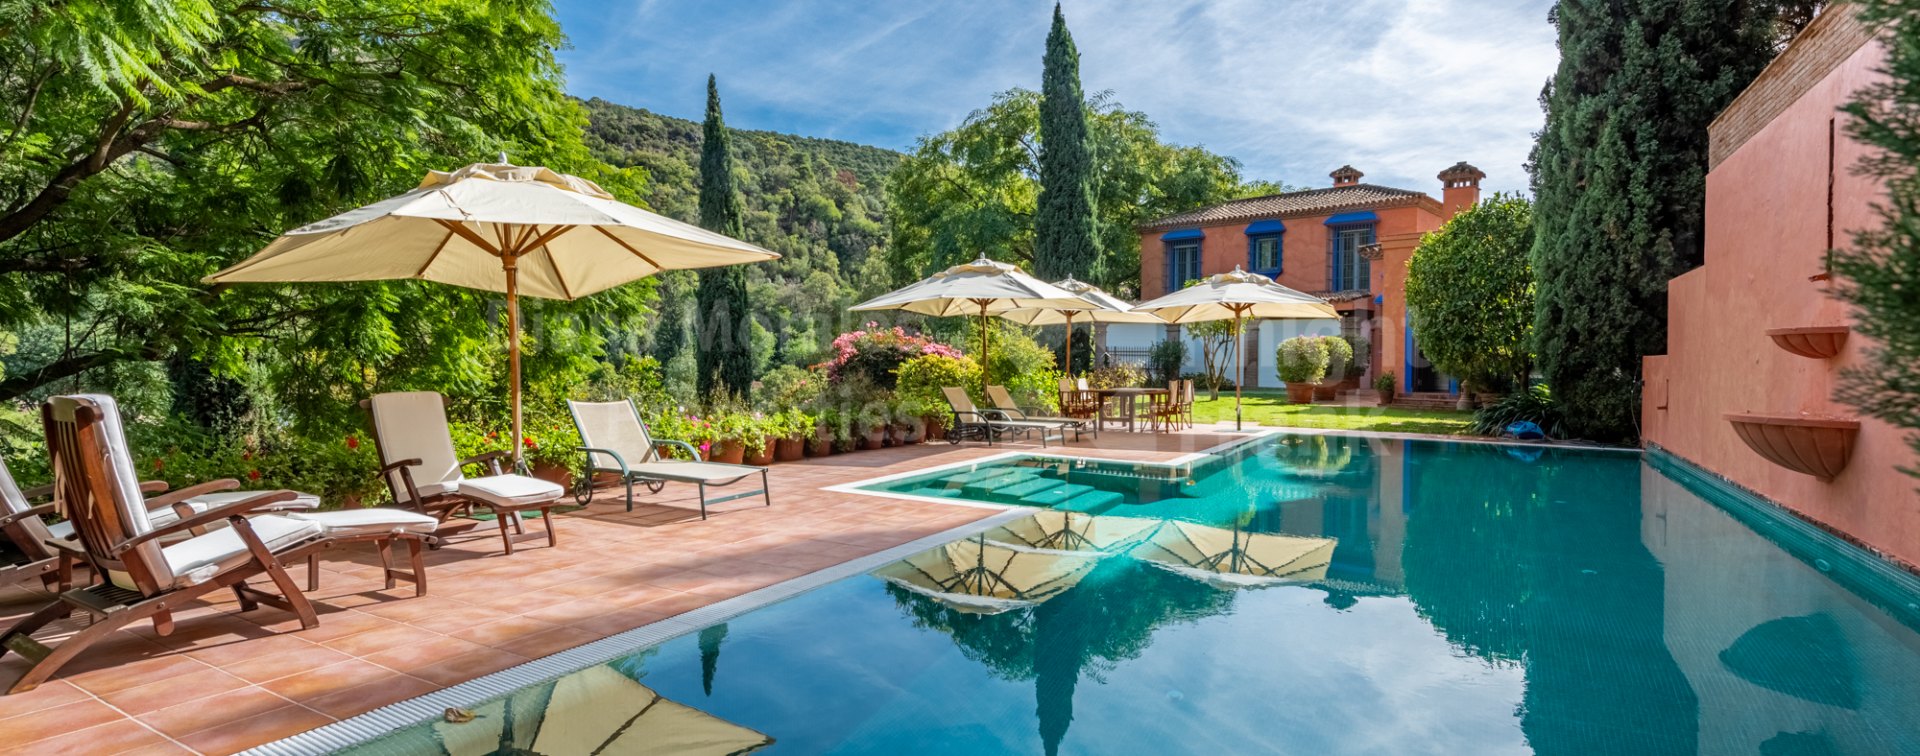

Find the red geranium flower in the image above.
[
  {"left": 151, "top": 458, "right": 164, "bottom": 472},
  {"left": 247, "top": 469, "right": 261, "bottom": 481},
  {"left": 345, "top": 435, "right": 359, "bottom": 450}
]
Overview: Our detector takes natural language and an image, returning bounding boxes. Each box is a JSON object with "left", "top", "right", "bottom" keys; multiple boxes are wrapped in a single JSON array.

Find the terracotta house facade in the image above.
[
  {"left": 1644, "top": 7, "right": 1920, "bottom": 566},
  {"left": 1126, "top": 164, "right": 1484, "bottom": 393}
]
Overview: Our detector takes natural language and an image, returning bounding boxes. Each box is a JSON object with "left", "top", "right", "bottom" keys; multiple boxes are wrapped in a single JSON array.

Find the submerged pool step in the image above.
[
  {"left": 995, "top": 476, "right": 1067, "bottom": 499},
  {"left": 1056, "top": 490, "right": 1125, "bottom": 511},
  {"left": 1022, "top": 483, "right": 1099, "bottom": 506},
  {"left": 961, "top": 468, "right": 1043, "bottom": 494}
]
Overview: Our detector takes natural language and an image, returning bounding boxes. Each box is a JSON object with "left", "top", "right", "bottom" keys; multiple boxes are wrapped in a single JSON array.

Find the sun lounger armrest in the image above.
[
  {"left": 117, "top": 490, "right": 300, "bottom": 553},
  {"left": 576, "top": 446, "right": 631, "bottom": 474},
  {"left": 979, "top": 409, "right": 1016, "bottom": 422},
  {"left": 139, "top": 480, "right": 169, "bottom": 494},
  {"left": 460, "top": 450, "right": 509, "bottom": 476},
  {"left": 949, "top": 410, "right": 990, "bottom": 423},
  {"left": 143, "top": 479, "right": 240, "bottom": 511},
  {"left": 653, "top": 439, "right": 704, "bottom": 462},
  {"left": 0, "top": 502, "right": 56, "bottom": 528}
]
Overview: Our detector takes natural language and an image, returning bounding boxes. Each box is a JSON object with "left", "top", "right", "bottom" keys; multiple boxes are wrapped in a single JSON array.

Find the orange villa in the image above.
[{"left": 1126, "top": 163, "right": 1486, "bottom": 400}]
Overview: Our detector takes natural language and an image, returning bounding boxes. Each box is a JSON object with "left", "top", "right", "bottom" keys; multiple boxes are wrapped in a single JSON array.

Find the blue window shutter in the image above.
[
  {"left": 1328, "top": 234, "right": 1339, "bottom": 290},
  {"left": 1165, "top": 244, "right": 1176, "bottom": 295}
]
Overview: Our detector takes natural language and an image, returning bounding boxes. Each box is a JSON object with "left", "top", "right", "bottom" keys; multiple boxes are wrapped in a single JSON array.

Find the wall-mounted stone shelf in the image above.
[
  {"left": 1766, "top": 326, "right": 1850, "bottom": 359},
  {"left": 1725, "top": 413, "right": 1861, "bottom": 481}
]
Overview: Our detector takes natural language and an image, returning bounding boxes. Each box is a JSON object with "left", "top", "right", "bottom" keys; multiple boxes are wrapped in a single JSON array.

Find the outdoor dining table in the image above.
[{"left": 1092, "top": 387, "right": 1170, "bottom": 433}]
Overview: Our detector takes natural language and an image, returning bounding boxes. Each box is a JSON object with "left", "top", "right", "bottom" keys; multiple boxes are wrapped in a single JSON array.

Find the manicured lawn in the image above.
[{"left": 1188, "top": 392, "right": 1474, "bottom": 435}]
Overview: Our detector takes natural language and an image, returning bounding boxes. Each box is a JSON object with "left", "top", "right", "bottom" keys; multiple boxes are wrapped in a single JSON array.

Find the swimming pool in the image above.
[{"left": 329, "top": 434, "right": 1920, "bottom": 755}]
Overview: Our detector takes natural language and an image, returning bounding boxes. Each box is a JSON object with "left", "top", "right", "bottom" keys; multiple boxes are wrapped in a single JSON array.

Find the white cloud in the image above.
[{"left": 555, "top": 0, "right": 1558, "bottom": 195}]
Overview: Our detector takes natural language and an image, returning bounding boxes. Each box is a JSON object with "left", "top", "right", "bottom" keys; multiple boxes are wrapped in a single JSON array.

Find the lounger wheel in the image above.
[{"left": 574, "top": 476, "right": 595, "bottom": 506}]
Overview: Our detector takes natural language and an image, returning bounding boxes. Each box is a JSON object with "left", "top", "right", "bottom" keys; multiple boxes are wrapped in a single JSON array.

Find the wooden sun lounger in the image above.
[{"left": 0, "top": 395, "right": 437, "bottom": 693}]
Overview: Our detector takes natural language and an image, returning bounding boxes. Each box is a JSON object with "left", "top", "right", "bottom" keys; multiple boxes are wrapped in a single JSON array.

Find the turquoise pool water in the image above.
[{"left": 342, "top": 435, "right": 1920, "bottom": 755}]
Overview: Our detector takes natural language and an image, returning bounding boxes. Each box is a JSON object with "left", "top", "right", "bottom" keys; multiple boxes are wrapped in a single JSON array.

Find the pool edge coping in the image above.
[{"left": 240, "top": 508, "right": 1033, "bottom": 756}]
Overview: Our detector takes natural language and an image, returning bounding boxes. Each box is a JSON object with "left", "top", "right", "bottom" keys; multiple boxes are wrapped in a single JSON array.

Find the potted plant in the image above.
[
  {"left": 1314, "top": 336, "right": 1355, "bottom": 401},
  {"left": 773, "top": 410, "right": 813, "bottom": 461},
  {"left": 809, "top": 408, "right": 843, "bottom": 456},
  {"left": 856, "top": 402, "right": 889, "bottom": 450},
  {"left": 1373, "top": 372, "right": 1397, "bottom": 406},
  {"left": 1276, "top": 336, "right": 1331, "bottom": 404},
  {"left": 743, "top": 413, "right": 776, "bottom": 466}
]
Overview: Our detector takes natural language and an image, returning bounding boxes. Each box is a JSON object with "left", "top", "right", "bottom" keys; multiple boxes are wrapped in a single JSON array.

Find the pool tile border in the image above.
[{"left": 242, "top": 508, "right": 1032, "bottom": 756}]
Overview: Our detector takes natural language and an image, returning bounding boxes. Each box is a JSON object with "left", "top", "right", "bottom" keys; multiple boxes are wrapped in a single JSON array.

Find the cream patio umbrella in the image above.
[
  {"left": 849, "top": 258, "right": 1094, "bottom": 381},
  {"left": 206, "top": 162, "right": 777, "bottom": 468},
  {"left": 1130, "top": 266, "right": 1339, "bottom": 431},
  {"left": 996, "top": 276, "right": 1165, "bottom": 376}
]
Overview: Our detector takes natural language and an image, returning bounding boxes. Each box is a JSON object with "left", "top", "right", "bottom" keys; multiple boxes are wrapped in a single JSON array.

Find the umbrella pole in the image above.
[
  {"left": 505, "top": 255, "right": 524, "bottom": 471},
  {"left": 978, "top": 300, "right": 991, "bottom": 385},
  {"left": 1235, "top": 307, "right": 1245, "bottom": 432},
  {"left": 1064, "top": 312, "right": 1075, "bottom": 377}
]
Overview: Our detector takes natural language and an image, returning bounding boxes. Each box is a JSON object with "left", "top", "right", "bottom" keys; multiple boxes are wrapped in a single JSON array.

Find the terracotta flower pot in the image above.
[
  {"left": 745, "top": 437, "right": 775, "bottom": 466},
  {"left": 860, "top": 428, "right": 886, "bottom": 450},
  {"left": 923, "top": 415, "right": 947, "bottom": 440},
  {"left": 1377, "top": 389, "right": 1395, "bottom": 407},
  {"left": 775, "top": 436, "right": 807, "bottom": 462},
  {"left": 711, "top": 440, "right": 745, "bottom": 465},
  {"left": 900, "top": 417, "right": 925, "bottom": 444},
  {"left": 1312, "top": 383, "right": 1339, "bottom": 401},
  {"left": 1285, "top": 383, "right": 1315, "bottom": 404},
  {"left": 530, "top": 461, "right": 573, "bottom": 491}
]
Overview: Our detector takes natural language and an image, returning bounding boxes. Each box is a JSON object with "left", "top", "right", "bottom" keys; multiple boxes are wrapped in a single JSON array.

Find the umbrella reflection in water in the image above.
[
  {"left": 428, "top": 665, "right": 772, "bottom": 755},
  {"left": 873, "top": 533, "right": 1105, "bottom": 615}
]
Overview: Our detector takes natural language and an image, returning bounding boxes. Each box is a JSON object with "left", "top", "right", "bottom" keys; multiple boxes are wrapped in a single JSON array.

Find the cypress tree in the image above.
[
  {"left": 1528, "top": 0, "right": 1791, "bottom": 441},
  {"left": 1034, "top": 3, "right": 1099, "bottom": 283},
  {"left": 695, "top": 74, "right": 754, "bottom": 399},
  {"left": 1840, "top": 0, "right": 1920, "bottom": 480}
]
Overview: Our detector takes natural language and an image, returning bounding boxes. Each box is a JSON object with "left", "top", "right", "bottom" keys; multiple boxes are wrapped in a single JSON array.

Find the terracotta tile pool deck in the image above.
[{"left": 0, "top": 429, "right": 1254, "bottom": 755}]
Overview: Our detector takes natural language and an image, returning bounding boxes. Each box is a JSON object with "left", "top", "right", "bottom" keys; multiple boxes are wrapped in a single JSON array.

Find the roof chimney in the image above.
[
  {"left": 1330, "top": 165, "right": 1364, "bottom": 187},
  {"left": 1438, "top": 162, "right": 1485, "bottom": 218}
]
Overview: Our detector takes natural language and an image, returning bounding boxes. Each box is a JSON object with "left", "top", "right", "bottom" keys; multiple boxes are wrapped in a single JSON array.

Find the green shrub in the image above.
[
  {"left": 1321, "top": 336, "right": 1355, "bottom": 381},
  {"left": 895, "top": 354, "right": 984, "bottom": 416},
  {"left": 754, "top": 364, "right": 824, "bottom": 412},
  {"left": 1086, "top": 364, "right": 1145, "bottom": 390},
  {"left": 1471, "top": 383, "right": 1566, "bottom": 438},
  {"left": 964, "top": 322, "right": 1060, "bottom": 412},
  {"left": 1276, "top": 336, "right": 1330, "bottom": 385},
  {"left": 1147, "top": 339, "right": 1186, "bottom": 385}
]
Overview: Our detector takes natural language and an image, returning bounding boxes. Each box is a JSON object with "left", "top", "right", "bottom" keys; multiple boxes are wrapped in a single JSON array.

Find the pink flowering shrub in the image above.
[{"left": 820, "top": 323, "right": 962, "bottom": 389}]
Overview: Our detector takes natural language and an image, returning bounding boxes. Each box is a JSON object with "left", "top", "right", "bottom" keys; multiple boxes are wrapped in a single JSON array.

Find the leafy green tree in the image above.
[
  {"left": 694, "top": 75, "right": 754, "bottom": 398},
  {"left": 1841, "top": 0, "right": 1920, "bottom": 481},
  {"left": 1187, "top": 319, "right": 1236, "bottom": 399},
  {"left": 1405, "top": 194, "right": 1536, "bottom": 392},
  {"left": 1034, "top": 4, "right": 1100, "bottom": 283},
  {"left": 0, "top": 0, "right": 646, "bottom": 409},
  {"left": 885, "top": 90, "right": 1245, "bottom": 297},
  {"left": 1528, "top": 0, "right": 1813, "bottom": 440}
]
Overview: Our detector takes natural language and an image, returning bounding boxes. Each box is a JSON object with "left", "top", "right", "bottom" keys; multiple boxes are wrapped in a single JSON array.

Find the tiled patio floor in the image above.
[{"left": 0, "top": 428, "right": 1253, "bottom": 755}]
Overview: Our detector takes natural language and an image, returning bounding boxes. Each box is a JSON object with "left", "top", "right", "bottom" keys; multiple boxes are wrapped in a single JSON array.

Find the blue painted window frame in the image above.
[
  {"left": 1327, "top": 222, "right": 1375, "bottom": 291},
  {"left": 1244, "top": 220, "right": 1285, "bottom": 277},
  {"left": 1165, "top": 241, "right": 1203, "bottom": 294}
]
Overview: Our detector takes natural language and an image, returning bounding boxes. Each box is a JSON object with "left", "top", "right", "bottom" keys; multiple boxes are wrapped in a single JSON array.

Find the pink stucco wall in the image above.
[{"left": 1644, "top": 33, "right": 1920, "bottom": 565}]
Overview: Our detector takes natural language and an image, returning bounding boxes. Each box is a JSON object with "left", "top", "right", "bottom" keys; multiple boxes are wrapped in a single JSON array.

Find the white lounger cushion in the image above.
[
  {"left": 625, "top": 461, "right": 760, "bottom": 484},
  {"left": 153, "top": 515, "right": 322, "bottom": 588},
  {"left": 459, "top": 475, "right": 563, "bottom": 508},
  {"left": 290, "top": 508, "right": 437, "bottom": 537},
  {"left": 46, "top": 490, "right": 323, "bottom": 542}
]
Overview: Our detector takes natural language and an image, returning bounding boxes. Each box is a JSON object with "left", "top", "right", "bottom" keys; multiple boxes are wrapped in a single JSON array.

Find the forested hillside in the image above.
[{"left": 581, "top": 98, "right": 901, "bottom": 375}]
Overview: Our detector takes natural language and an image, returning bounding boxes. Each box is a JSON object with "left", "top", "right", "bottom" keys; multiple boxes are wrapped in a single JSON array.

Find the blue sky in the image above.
[{"left": 552, "top": 0, "right": 1559, "bottom": 195}]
